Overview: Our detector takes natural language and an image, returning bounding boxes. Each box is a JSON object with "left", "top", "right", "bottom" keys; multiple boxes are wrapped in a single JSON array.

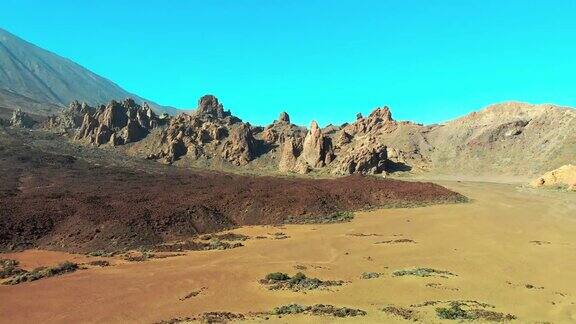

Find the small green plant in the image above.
[
  {"left": 285, "top": 211, "right": 354, "bottom": 224},
  {"left": 271, "top": 304, "right": 366, "bottom": 317},
  {"left": 4, "top": 261, "right": 78, "bottom": 285},
  {"left": 393, "top": 267, "right": 456, "bottom": 278},
  {"left": 261, "top": 272, "right": 343, "bottom": 291},
  {"left": 361, "top": 272, "right": 382, "bottom": 279},
  {"left": 0, "top": 259, "right": 25, "bottom": 279},
  {"left": 272, "top": 303, "right": 305, "bottom": 315},
  {"left": 436, "top": 302, "right": 469, "bottom": 320},
  {"left": 435, "top": 302, "right": 516, "bottom": 321},
  {"left": 265, "top": 272, "right": 290, "bottom": 281}
]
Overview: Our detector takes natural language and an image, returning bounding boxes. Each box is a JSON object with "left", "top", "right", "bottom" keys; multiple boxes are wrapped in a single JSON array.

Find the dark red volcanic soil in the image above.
[{"left": 0, "top": 128, "right": 465, "bottom": 253}]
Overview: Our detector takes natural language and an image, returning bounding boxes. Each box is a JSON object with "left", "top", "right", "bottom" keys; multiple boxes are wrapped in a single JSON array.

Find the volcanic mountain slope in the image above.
[{"left": 0, "top": 28, "right": 176, "bottom": 115}]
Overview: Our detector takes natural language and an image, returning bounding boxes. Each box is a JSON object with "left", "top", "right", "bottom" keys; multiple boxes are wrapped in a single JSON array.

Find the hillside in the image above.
[
  {"left": 0, "top": 28, "right": 177, "bottom": 115},
  {"left": 427, "top": 102, "right": 576, "bottom": 179}
]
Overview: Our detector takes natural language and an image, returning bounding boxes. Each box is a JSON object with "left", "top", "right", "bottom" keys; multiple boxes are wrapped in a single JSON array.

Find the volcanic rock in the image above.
[
  {"left": 221, "top": 123, "right": 257, "bottom": 166},
  {"left": 277, "top": 111, "right": 290, "bottom": 123},
  {"left": 301, "top": 121, "right": 334, "bottom": 168},
  {"left": 9, "top": 109, "right": 36, "bottom": 128},
  {"left": 75, "top": 99, "right": 162, "bottom": 145},
  {"left": 334, "top": 140, "right": 388, "bottom": 175}
]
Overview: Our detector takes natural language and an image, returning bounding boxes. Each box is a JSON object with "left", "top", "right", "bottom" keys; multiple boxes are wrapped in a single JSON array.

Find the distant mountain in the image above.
[{"left": 0, "top": 27, "right": 178, "bottom": 115}]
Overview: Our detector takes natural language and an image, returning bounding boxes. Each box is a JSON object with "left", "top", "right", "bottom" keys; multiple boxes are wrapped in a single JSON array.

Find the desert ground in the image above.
[{"left": 1, "top": 179, "right": 574, "bottom": 323}]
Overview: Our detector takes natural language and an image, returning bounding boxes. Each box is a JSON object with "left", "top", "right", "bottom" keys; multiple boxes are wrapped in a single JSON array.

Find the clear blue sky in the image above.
[{"left": 1, "top": 0, "right": 575, "bottom": 126}]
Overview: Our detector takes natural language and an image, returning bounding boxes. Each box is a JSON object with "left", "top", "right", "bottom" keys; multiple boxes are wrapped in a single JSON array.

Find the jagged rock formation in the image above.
[
  {"left": 146, "top": 95, "right": 257, "bottom": 165},
  {"left": 43, "top": 96, "right": 575, "bottom": 179},
  {"left": 74, "top": 98, "right": 164, "bottom": 146},
  {"left": 9, "top": 109, "right": 36, "bottom": 128},
  {"left": 42, "top": 100, "right": 94, "bottom": 133},
  {"left": 333, "top": 141, "right": 388, "bottom": 175},
  {"left": 301, "top": 121, "right": 334, "bottom": 168}
]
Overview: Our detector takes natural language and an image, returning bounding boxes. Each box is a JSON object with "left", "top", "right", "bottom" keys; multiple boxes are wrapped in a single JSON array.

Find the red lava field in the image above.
[{"left": 0, "top": 129, "right": 465, "bottom": 253}]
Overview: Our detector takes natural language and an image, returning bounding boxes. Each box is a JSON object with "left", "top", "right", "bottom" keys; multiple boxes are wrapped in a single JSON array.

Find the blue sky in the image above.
[{"left": 1, "top": 1, "right": 575, "bottom": 126}]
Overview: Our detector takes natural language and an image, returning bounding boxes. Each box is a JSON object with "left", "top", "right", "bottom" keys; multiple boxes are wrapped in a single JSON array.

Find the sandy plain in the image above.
[{"left": 1, "top": 180, "right": 575, "bottom": 323}]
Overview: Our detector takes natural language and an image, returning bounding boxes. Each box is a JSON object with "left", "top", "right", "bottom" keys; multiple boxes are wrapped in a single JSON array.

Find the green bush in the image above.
[
  {"left": 4, "top": 261, "right": 78, "bottom": 285},
  {"left": 265, "top": 272, "right": 290, "bottom": 281}
]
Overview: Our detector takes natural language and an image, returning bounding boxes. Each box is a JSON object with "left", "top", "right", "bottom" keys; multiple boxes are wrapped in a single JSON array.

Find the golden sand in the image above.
[{"left": 0, "top": 181, "right": 575, "bottom": 323}]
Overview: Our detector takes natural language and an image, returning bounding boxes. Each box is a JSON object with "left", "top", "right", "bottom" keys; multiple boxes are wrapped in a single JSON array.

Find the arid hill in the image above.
[{"left": 427, "top": 102, "right": 576, "bottom": 179}]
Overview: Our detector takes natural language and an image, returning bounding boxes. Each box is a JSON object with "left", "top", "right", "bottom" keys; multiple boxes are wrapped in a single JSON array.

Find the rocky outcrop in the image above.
[
  {"left": 75, "top": 99, "right": 163, "bottom": 145},
  {"left": 334, "top": 141, "right": 388, "bottom": 175},
  {"left": 277, "top": 111, "right": 290, "bottom": 123},
  {"left": 530, "top": 165, "right": 576, "bottom": 191},
  {"left": 148, "top": 96, "right": 257, "bottom": 165},
  {"left": 196, "top": 95, "right": 232, "bottom": 120},
  {"left": 9, "top": 109, "right": 37, "bottom": 128},
  {"left": 345, "top": 107, "right": 393, "bottom": 136},
  {"left": 301, "top": 121, "right": 334, "bottom": 168},
  {"left": 278, "top": 137, "right": 303, "bottom": 172},
  {"left": 221, "top": 124, "right": 257, "bottom": 166},
  {"left": 43, "top": 100, "right": 94, "bottom": 132}
]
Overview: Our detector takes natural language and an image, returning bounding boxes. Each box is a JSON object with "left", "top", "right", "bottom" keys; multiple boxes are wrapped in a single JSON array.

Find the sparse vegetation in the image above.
[
  {"left": 272, "top": 304, "right": 366, "bottom": 317},
  {"left": 155, "top": 312, "right": 245, "bottom": 324},
  {"left": 124, "top": 251, "right": 155, "bottom": 262},
  {"left": 393, "top": 267, "right": 456, "bottom": 278},
  {"left": 0, "top": 259, "right": 25, "bottom": 279},
  {"left": 360, "top": 272, "right": 382, "bottom": 279},
  {"left": 269, "top": 232, "right": 289, "bottom": 239},
  {"left": 285, "top": 211, "right": 354, "bottom": 224},
  {"left": 382, "top": 306, "right": 417, "bottom": 321},
  {"left": 4, "top": 261, "right": 78, "bottom": 285},
  {"left": 200, "top": 232, "right": 250, "bottom": 241},
  {"left": 347, "top": 233, "right": 382, "bottom": 237},
  {"left": 436, "top": 302, "right": 516, "bottom": 321},
  {"left": 179, "top": 287, "right": 206, "bottom": 301},
  {"left": 375, "top": 238, "right": 416, "bottom": 244},
  {"left": 154, "top": 239, "right": 243, "bottom": 252},
  {"left": 86, "top": 251, "right": 118, "bottom": 257},
  {"left": 260, "top": 272, "right": 344, "bottom": 291},
  {"left": 88, "top": 260, "right": 110, "bottom": 267}
]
